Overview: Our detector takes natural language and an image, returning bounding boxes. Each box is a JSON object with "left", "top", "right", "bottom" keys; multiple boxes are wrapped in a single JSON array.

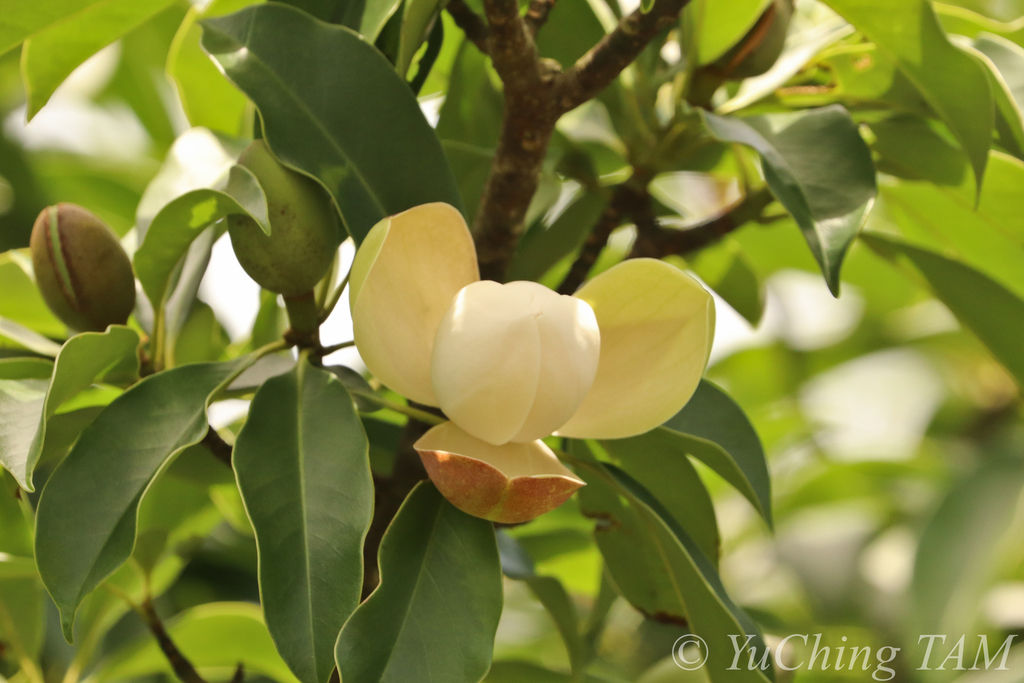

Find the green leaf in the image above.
[
  {"left": 819, "top": 0, "right": 993, "bottom": 194},
  {"left": 0, "top": 577, "right": 46, "bottom": 663},
  {"left": 134, "top": 180, "right": 267, "bottom": 310},
  {"left": 0, "top": 555, "right": 37, "bottom": 580},
  {"left": 0, "top": 251, "right": 65, "bottom": 338},
  {"left": 0, "top": 0, "right": 110, "bottom": 55},
  {"left": 360, "top": 0, "right": 402, "bottom": 43},
  {"left": 572, "top": 445, "right": 771, "bottom": 683},
  {"left": 973, "top": 33, "right": 1024, "bottom": 159},
  {"left": 10, "top": 326, "right": 141, "bottom": 491},
  {"left": 234, "top": 362, "right": 373, "bottom": 683},
  {"left": 861, "top": 233, "right": 1024, "bottom": 387},
  {"left": 704, "top": 106, "right": 877, "bottom": 295},
  {"left": 659, "top": 380, "right": 773, "bottom": 528},
  {"left": 599, "top": 432, "right": 721, "bottom": 565},
  {"left": 167, "top": 0, "right": 256, "bottom": 137},
  {"left": 21, "top": 0, "right": 175, "bottom": 120},
  {"left": 0, "top": 377, "right": 47, "bottom": 488},
  {"left": 534, "top": 0, "right": 606, "bottom": 69},
  {"left": 201, "top": 3, "right": 464, "bottom": 243},
  {"left": 0, "top": 315, "right": 63, "bottom": 357},
  {"left": 335, "top": 482, "right": 503, "bottom": 683},
  {"left": 282, "top": 0, "right": 362, "bottom": 26},
  {"left": 94, "top": 602, "right": 300, "bottom": 683},
  {"left": 689, "top": 240, "right": 765, "bottom": 325},
  {"left": 0, "top": 358, "right": 53, "bottom": 381},
  {"left": 34, "top": 361, "right": 239, "bottom": 640},
  {"left": 496, "top": 533, "right": 587, "bottom": 676},
  {"left": 686, "top": 0, "right": 772, "bottom": 65},
  {"left": 911, "top": 449, "right": 1024, "bottom": 634},
  {"left": 508, "top": 191, "right": 607, "bottom": 283},
  {"left": 395, "top": 0, "right": 442, "bottom": 78}
]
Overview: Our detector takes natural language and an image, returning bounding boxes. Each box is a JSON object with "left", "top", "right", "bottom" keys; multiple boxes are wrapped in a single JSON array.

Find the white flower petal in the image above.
[
  {"left": 556, "top": 258, "right": 714, "bottom": 439},
  {"left": 349, "top": 203, "right": 478, "bottom": 405}
]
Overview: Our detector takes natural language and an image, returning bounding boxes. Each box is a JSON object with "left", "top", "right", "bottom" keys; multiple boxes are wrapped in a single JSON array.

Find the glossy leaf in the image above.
[
  {"left": 94, "top": 602, "right": 299, "bottom": 683},
  {"left": 659, "top": 379, "right": 772, "bottom": 527},
  {"left": 360, "top": 0, "right": 403, "bottom": 43},
  {"left": 704, "top": 106, "right": 876, "bottom": 295},
  {"left": 820, "top": 0, "right": 993, "bottom": 193},
  {"left": 572, "top": 444, "right": 771, "bottom": 683},
  {"left": 11, "top": 326, "right": 140, "bottom": 491},
  {"left": 201, "top": 3, "right": 464, "bottom": 243},
  {"left": 35, "top": 361, "right": 238, "bottom": 640},
  {"left": 396, "top": 0, "right": 442, "bottom": 77},
  {"left": 861, "top": 233, "right": 1024, "bottom": 387},
  {"left": 335, "top": 482, "right": 503, "bottom": 683},
  {"left": 234, "top": 362, "right": 373, "bottom": 683},
  {"left": 21, "top": 0, "right": 175, "bottom": 119},
  {"left": 134, "top": 178, "right": 268, "bottom": 310}
]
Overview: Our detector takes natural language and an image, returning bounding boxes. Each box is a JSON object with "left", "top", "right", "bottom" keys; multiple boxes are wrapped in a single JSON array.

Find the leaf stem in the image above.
[
  {"left": 139, "top": 598, "right": 209, "bottom": 683},
  {"left": 318, "top": 267, "right": 351, "bottom": 323},
  {"left": 346, "top": 388, "right": 446, "bottom": 425},
  {"left": 317, "top": 340, "right": 355, "bottom": 356},
  {"left": 209, "top": 339, "right": 291, "bottom": 402}
]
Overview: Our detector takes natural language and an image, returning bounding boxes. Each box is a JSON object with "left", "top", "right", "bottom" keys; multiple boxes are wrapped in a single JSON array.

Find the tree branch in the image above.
[
  {"left": 555, "top": 0, "right": 692, "bottom": 114},
  {"left": 446, "top": 0, "right": 490, "bottom": 54},
  {"left": 627, "top": 187, "right": 775, "bottom": 259}
]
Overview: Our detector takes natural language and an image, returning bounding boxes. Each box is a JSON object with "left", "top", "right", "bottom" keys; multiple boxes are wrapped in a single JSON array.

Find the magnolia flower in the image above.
[{"left": 350, "top": 203, "right": 714, "bottom": 523}]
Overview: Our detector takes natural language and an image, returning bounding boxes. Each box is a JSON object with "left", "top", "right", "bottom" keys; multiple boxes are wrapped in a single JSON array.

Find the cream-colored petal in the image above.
[
  {"left": 415, "top": 421, "right": 584, "bottom": 524},
  {"left": 556, "top": 258, "right": 714, "bottom": 439},
  {"left": 431, "top": 281, "right": 542, "bottom": 445},
  {"left": 505, "top": 281, "right": 601, "bottom": 443},
  {"left": 350, "top": 203, "right": 478, "bottom": 406}
]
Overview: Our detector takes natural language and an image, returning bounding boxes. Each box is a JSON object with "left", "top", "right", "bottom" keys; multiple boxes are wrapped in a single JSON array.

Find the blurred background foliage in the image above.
[{"left": 3, "top": 0, "right": 1024, "bottom": 681}]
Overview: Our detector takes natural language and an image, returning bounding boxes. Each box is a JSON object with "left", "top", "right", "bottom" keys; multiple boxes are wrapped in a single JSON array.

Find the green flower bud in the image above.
[
  {"left": 30, "top": 203, "right": 136, "bottom": 333},
  {"left": 710, "top": 0, "right": 793, "bottom": 80},
  {"left": 228, "top": 140, "right": 342, "bottom": 296}
]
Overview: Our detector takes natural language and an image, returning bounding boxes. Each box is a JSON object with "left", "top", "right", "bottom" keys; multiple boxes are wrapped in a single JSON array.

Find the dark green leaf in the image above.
[
  {"left": 201, "top": 4, "right": 464, "bottom": 243},
  {"left": 599, "top": 432, "right": 721, "bottom": 564},
  {"left": 704, "top": 106, "right": 877, "bottom": 295},
  {"left": 234, "top": 362, "right": 373, "bottom": 683},
  {"left": 861, "top": 233, "right": 1024, "bottom": 387},
  {"left": 534, "top": 0, "right": 606, "bottom": 69},
  {"left": 573, "top": 444, "right": 771, "bottom": 683},
  {"left": 659, "top": 380, "right": 773, "bottom": 528},
  {"left": 820, "top": 0, "right": 993, "bottom": 194},
  {"left": 689, "top": 240, "right": 765, "bottom": 326},
  {"left": 335, "top": 482, "right": 503, "bottom": 683},
  {"left": 35, "top": 361, "right": 238, "bottom": 640}
]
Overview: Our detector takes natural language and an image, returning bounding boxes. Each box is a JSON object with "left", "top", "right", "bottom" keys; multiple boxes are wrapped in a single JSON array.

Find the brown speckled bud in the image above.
[
  {"left": 30, "top": 203, "right": 136, "bottom": 332},
  {"left": 228, "top": 140, "right": 342, "bottom": 296}
]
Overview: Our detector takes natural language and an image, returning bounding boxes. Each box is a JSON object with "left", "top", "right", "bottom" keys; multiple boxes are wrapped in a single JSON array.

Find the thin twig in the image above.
[
  {"left": 347, "top": 388, "right": 446, "bottom": 425},
  {"left": 555, "top": 0, "right": 694, "bottom": 114},
  {"left": 447, "top": 0, "right": 490, "bottom": 53},
  {"left": 627, "top": 187, "right": 775, "bottom": 259},
  {"left": 139, "top": 599, "right": 208, "bottom": 683},
  {"left": 317, "top": 340, "right": 355, "bottom": 356},
  {"left": 557, "top": 189, "right": 630, "bottom": 294}
]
